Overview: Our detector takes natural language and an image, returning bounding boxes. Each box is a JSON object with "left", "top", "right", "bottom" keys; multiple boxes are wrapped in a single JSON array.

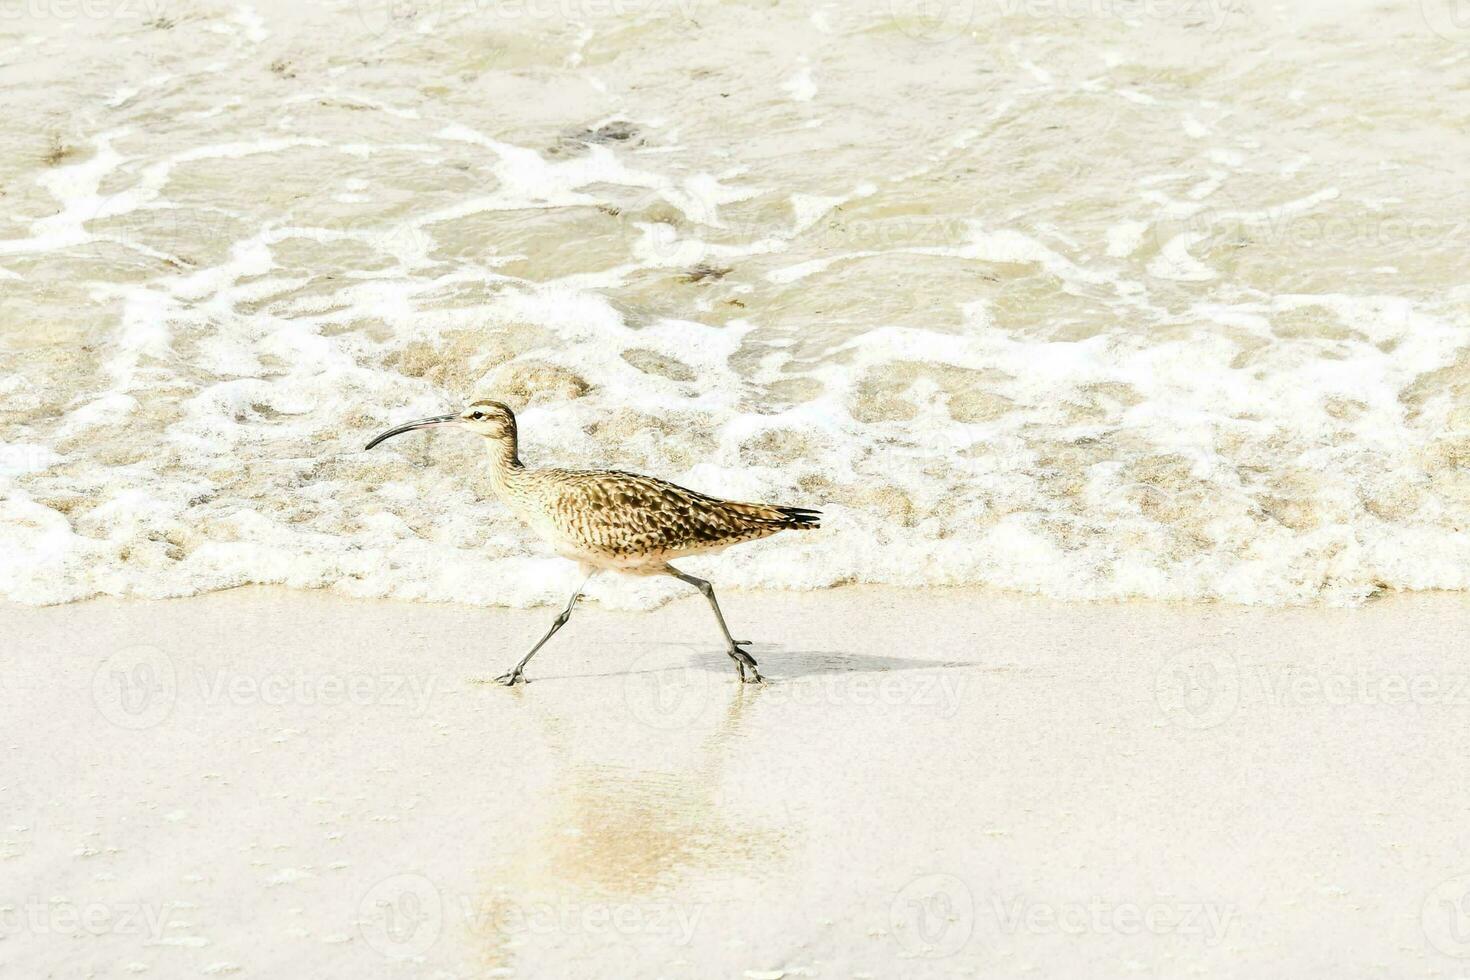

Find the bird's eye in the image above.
[{"left": 471, "top": 411, "right": 484, "bottom": 420}]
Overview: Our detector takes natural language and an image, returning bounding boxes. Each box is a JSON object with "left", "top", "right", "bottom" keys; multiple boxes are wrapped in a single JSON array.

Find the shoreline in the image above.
[
  {"left": 6, "top": 573, "right": 1469, "bottom": 612},
  {"left": 6, "top": 585, "right": 1470, "bottom": 977}
]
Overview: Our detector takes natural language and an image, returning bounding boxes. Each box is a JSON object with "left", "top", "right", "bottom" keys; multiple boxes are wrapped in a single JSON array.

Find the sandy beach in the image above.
[
  {"left": 5, "top": 586, "right": 1470, "bottom": 977},
  {"left": 5, "top": 0, "right": 1470, "bottom": 976}
]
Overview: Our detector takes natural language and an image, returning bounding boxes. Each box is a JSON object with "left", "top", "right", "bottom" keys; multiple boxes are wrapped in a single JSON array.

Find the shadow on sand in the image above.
[{"left": 540, "top": 644, "right": 1012, "bottom": 683}]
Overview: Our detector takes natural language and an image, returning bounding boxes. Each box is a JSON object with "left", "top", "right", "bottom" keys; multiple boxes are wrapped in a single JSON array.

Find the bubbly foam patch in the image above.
[{"left": 1, "top": 0, "right": 1467, "bottom": 609}]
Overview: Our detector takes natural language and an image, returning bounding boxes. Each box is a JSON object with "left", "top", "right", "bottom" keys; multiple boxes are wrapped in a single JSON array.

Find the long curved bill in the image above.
[{"left": 364, "top": 414, "right": 459, "bottom": 451}]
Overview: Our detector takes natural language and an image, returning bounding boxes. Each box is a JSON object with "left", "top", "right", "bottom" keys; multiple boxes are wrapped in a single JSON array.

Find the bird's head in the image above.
[
  {"left": 364, "top": 399, "right": 518, "bottom": 450},
  {"left": 458, "top": 400, "right": 517, "bottom": 441}
]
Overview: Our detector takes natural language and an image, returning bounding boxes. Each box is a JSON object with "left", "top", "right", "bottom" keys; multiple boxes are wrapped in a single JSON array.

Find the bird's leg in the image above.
[
  {"left": 496, "top": 574, "right": 591, "bottom": 686},
  {"left": 665, "top": 564, "right": 762, "bottom": 684}
]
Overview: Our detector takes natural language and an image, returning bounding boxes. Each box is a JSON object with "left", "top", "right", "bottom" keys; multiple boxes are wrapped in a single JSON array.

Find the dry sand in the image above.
[{"left": 4, "top": 585, "right": 1470, "bottom": 978}]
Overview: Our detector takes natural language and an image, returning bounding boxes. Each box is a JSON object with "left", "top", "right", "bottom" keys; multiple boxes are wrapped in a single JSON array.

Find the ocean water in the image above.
[{"left": 1, "top": 0, "right": 1468, "bottom": 608}]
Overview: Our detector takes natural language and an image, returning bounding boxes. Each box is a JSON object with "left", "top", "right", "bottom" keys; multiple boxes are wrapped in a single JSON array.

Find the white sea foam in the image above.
[{"left": 1, "top": 0, "right": 1467, "bottom": 609}]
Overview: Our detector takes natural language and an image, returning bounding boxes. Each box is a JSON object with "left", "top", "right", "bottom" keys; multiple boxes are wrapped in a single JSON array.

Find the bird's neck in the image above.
[{"left": 485, "top": 435, "right": 523, "bottom": 486}]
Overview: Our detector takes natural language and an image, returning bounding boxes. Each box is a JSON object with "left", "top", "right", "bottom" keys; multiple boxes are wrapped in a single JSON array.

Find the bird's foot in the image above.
[
  {"left": 494, "top": 669, "right": 526, "bottom": 687},
  {"left": 728, "top": 641, "right": 763, "bottom": 683}
]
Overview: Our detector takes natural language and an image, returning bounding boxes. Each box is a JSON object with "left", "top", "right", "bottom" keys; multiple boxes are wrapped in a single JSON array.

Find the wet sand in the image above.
[{"left": 5, "top": 585, "right": 1470, "bottom": 977}]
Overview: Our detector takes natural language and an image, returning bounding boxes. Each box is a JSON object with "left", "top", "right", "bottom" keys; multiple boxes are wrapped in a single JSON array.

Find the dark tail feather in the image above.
[{"left": 776, "top": 505, "right": 821, "bottom": 530}]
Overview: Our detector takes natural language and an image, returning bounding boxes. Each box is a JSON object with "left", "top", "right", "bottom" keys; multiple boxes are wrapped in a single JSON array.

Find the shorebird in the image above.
[{"left": 365, "top": 400, "right": 820, "bottom": 685}]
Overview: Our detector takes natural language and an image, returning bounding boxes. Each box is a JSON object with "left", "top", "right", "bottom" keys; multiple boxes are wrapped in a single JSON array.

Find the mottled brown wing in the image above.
[{"left": 545, "top": 469, "right": 812, "bottom": 558}]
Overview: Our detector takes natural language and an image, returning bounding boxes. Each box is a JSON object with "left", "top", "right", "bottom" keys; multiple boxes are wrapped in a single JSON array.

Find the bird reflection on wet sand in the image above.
[{"left": 464, "top": 676, "right": 786, "bottom": 971}]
